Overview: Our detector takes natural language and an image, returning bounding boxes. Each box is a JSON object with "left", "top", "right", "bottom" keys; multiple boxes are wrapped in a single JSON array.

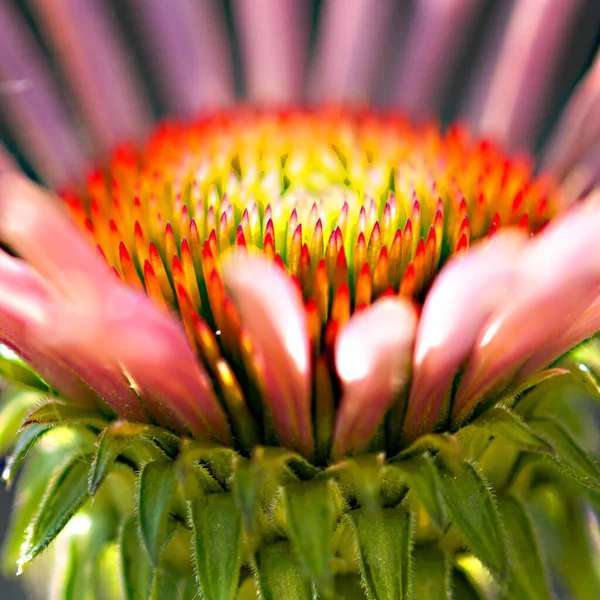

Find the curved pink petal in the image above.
[
  {"left": 559, "top": 142, "right": 600, "bottom": 206},
  {"left": 222, "top": 251, "right": 314, "bottom": 457},
  {"left": 403, "top": 230, "right": 527, "bottom": 442},
  {"left": 519, "top": 294, "right": 600, "bottom": 377},
  {"left": 333, "top": 297, "right": 417, "bottom": 460},
  {"left": 453, "top": 197, "right": 600, "bottom": 426},
  {"left": 0, "top": 250, "right": 99, "bottom": 407},
  {"left": 233, "top": 0, "right": 308, "bottom": 103},
  {"left": 0, "top": 175, "right": 231, "bottom": 438}
]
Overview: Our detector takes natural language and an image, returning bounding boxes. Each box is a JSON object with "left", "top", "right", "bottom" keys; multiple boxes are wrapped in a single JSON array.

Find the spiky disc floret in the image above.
[{"left": 1, "top": 110, "right": 599, "bottom": 600}]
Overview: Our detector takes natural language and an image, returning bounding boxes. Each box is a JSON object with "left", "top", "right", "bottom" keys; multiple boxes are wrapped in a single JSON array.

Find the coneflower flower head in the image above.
[{"left": 1, "top": 3, "right": 600, "bottom": 600}]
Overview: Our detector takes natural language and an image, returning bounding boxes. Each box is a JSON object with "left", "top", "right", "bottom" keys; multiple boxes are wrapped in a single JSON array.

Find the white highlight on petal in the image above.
[
  {"left": 222, "top": 250, "right": 314, "bottom": 457},
  {"left": 233, "top": 0, "right": 308, "bottom": 103},
  {"left": 453, "top": 194, "right": 600, "bottom": 425},
  {"left": 403, "top": 230, "right": 526, "bottom": 441},
  {"left": 333, "top": 297, "right": 417, "bottom": 460}
]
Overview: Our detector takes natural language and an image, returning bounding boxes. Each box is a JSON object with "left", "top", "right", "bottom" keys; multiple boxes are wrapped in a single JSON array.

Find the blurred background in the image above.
[{"left": 1, "top": 0, "right": 599, "bottom": 598}]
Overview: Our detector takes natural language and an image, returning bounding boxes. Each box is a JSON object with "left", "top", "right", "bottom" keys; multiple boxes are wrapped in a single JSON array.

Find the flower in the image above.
[{"left": 1, "top": 3, "right": 600, "bottom": 600}]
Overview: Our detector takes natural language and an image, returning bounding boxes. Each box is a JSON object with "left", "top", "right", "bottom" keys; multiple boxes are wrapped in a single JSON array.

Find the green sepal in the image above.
[
  {"left": 348, "top": 506, "right": 413, "bottom": 600},
  {"left": 178, "top": 440, "right": 239, "bottom": 488},
  {"left": 189, "top": 493, "right": 243, "bottom": 600},
  {"left": 18, "top": 452, "right": 93, "bottom": 571},
  {"left": 496, "top": 368, "right": 569, "bottom": 409},
  {"left": 90, "top": 421, "right": 179, "bottom": 495},
  {"left": 1, "top": 423, "right": 51, "bottom": 485},
  {"left": 390, "top": 453, "right": 446, "bottom": 530},
  {"left": 0, "top": 347, "right": 51, "bottom": 393},
  {"left": 254, "top": 541, "right": 315, "bottom": 600},
  {"left": 283, "top": 479, "right": 339, "bottom": 598},
  {"left": 326, "top": 453, "right": 386, "bottom": 514},
  {"left": 437, "top": 463, "right": 507, "bottom": 581},
  {"left": 528, "top": 417, "right": 600, "bottom": 491},
  {"left": 393, "top": 432, "right": 462, "bottom": 470},
  {"left": 21, "top": 398, "right": 109, "bottom": 431},
  {"left": 412, "top": 548, "right": 451, "bottom": 599},
  {"left": 120, "top": 516, "right": 153, "bottom": 600},
  {"left": 0, "top": 389, "right": 40, "bottom": 454},
  {"left": 137, "top": 460, "right": 177, "bottom": 565},
  {"left": 1, "top": 434, "right": 83, "bottom": 574},
  {"left": 463, "top": 406, "right": 551, "bottom": 453},
  {"left": 498, "top": 495, "right": 552, "bottom": 600},
  {"left": 233, "top": 446, "right": 320, "bottom": 540}
]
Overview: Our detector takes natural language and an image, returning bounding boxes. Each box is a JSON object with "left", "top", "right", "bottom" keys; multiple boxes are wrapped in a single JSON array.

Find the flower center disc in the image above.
[{"left": 63, "top": 108, "right": 557, "bottom": 375}]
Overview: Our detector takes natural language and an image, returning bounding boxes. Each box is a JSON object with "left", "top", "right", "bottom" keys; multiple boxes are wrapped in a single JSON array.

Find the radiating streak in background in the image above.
[
  {"left": 0, "top": 1, "right": 88, "bottom": 187},
  {"left": 126, "top": 0, "right": 234, "bottom": 116},
  {"left": 307, "top": 0, "right": 395, "bottom": 103},
  {"left": 544, "top": 49, "right": 600, "bottom": 179},
  {"left": 391, "top": 0, "right": 482, "bottom": 117},
  {"left": 233, "top": 0, "right": 309, "bottom": 103},
  {"left": 560, "top": 142, "right": 600, "bottom": 205},
  {"left": 28, "top": 0, "right": 152, "bottom": 156},
  {"left": 475, "top": 0, "right": 581, "bottom": 151}
]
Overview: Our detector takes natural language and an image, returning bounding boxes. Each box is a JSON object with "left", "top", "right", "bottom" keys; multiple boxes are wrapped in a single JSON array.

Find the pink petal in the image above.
[
  {"left": 453, "top": 197, "right": 600, "bottom": 425},
  {"left": 519, "top": 294, "right": 600, "bottom": 377},
  {"left": 0, "top": 175, "right": 231, "bottom": 438},
  {"left": 333, "top": 297, "right": 417, "bottom": 460},
  {"left": 559, "top": 142, "right": 600, "bottom": 206},
  {"left": 0, "top": 250, "right": 98, "bottom": 407},
  {"left": 233, "top": 0, "right": 308, "bottom": 103},
  {"left": 403, "top": 230, "right": 527, "bottom": 442},
  {"left": 29, "top": 0, "right": 152, "bottom": 155},
  {"left": 308, "top": 0, "right": 395, "bottom": 102},
  {"left": 222, "top": 251, "right": 314, "bottom": 457}
]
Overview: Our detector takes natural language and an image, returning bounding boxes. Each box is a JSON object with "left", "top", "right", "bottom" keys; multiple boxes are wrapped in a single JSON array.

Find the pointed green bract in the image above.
[
  {"left": 189, "top": 493, "right": 243, "bottom": 600},
  {"left": 120, "top": 516, "right": 153, "bottom": 600},
  {"left": 437, "top": 463, "right": 507, "bottom": 580},
  {"left": 527, "top": 417, "right": 600, "bottom": 491},
  {"left": 283, "top": 479, "right": 338, "bottom": 598},
  {"left": 465, "top": 407, "right": 551, "bottom": 453},
  {"left": 0, "top": 390, "right": 39, "bottom": 454},
  {"left": 137, "top": 460, "right": 177, "bottom": 565},
  {"left": 254, "top": 542, "right": 315, "bottom": 600},
  {"left": 21, "top": 399, "right": 109, "bottom": 431},
  {"left": 349, "top": 507, "right": 413, "bottom": 600},
  {"left": 2, "top": 423, "right": 51, "bottom": 485},
  {"left": 18, "top": 453, "right": 93, "bottom": 571},
  {"left": 412, "top": 548, "right": 451, "bottom": 599},
  {"left": 498, "top": 496, "right": 552, "bottom": 599},
  {"left": 390, "top": 453, "right": 446, "bottom": 529},
  {"left": 90, "top": 422, "right": 178, "bottom": 495}
]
